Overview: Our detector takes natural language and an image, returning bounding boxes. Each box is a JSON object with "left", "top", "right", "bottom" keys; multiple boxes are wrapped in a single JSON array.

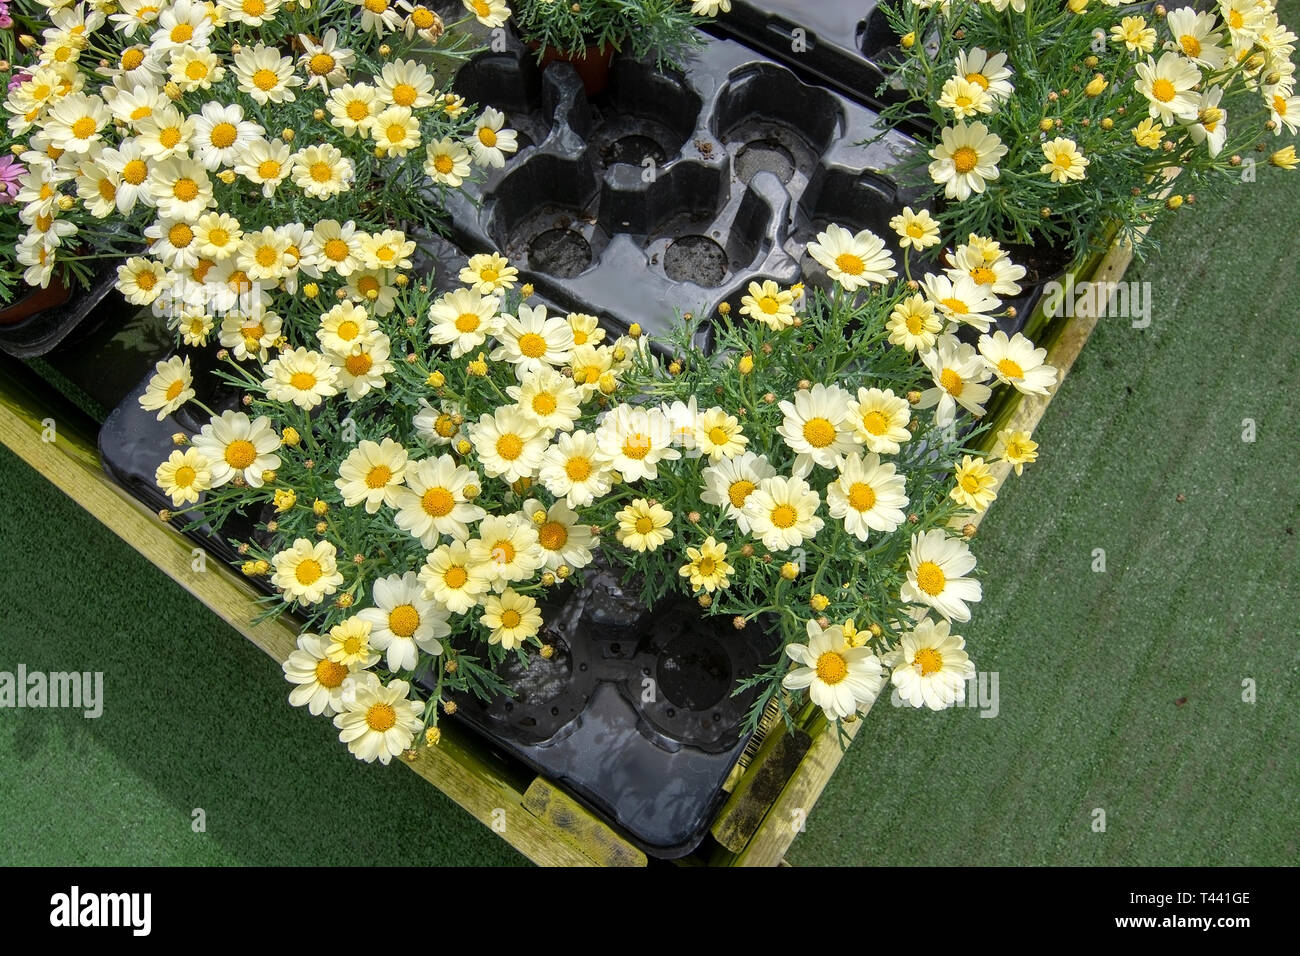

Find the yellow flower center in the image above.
[
  {"left": 970, "top": 266, "right": 996, "bottom": 285},
  {"left": 532, "top": 392, "right": 558, "bottom": 416},
  {"left": 71, "top": 116, "right": 97, "bottom": 139},
  {"left": 478, "top": 126, "right": 498, "bottom": 147},
  {"left": 997, "top": 357, "right": 1024, "bottom": 379},
  {"left": 952, "top": 146, "right": 978, "bottom": 174},
  {"left": 847, "top": 482, "right": 876, "bottom": 512},
  {"left": 500, "top": 609, "right": 522, "bottom": 629},
  {"left": 289, "top": 371, "right": 316, "bottom": 391},
  {"left": 960, "top": 472, "right": 983, "bottom": 493},
  {"left": 492, "top": 540, "right": 516, "bottom": 564},
  {"left": 365, "top": 702, "right": 397, "bottom": 732},
  {"left": 433, "top": 153, "right": 456, "bottom": 174},
  {"left": 257, "top": 159, "right": 282, "bottom": 179},
  {"left": 225, "top": 438, "right": 257, "bottom": 472},
  {"left": 906, "top": 222, "right": 925, "bottom": 238},
  {"left": 136, "top": 269, "right": 157, "bottom": 290},
  {"left": 621, "top": 434, "right": 651, "bottom": 460},
  {"left": 386, "top": 123, "right": 407, "bottom": 144},
  {"left": 861, "top": 410, "right": 889, "bottom": 436},
  {"left": 1229, "top": 10, "right": 1243, "bottom": 29},
  {"left": 835, "top": 252, "right": 865, "bottom": 276},
  {"left": 209, "top": 122, "right": 238, "bottom": 149},
  {"left": 314, "top": 658, "right": 347, "bottom": 688},
  {"left": 365, "top": 465, "right": 392, "bottom": 489},
  {"left": 130, "top": 106, "right": 152, "bottom": 121},
  {"left": 905, "top": 312, "right": 925, "bottom": 335},
  {"left": 770, "top": 504, "right": 798, "bottom": 529},
  {"left": 252, "top": 68, "right": 279, "bottom": 92},
  {"left": 412, "top": 8, "right": 436, "bottom": 28},
  {"left": 496, "top": 433, "right": 524, "bottom": 461},
  {"left": 434, "top": 414, "right": 457, "bottom": 438},
  {"left": 310, "top": 161, "right": 333, "bottom": 183},
  {"left": 255, "top": 245, "right": 278, "bottom": 267},
  {"left": 165, "top": 379, "right": 185, "bottom": 401},
  {"left": 1151, "top": 78, "right": 1176, "bottom": 102},
  {"left": 565, "top": 456, "right": 592, "bottom": 481},
  {"left": 697, "top": 556, "right": 717, "bottom": 575},
  {"left": 388, "top": 604, "right": 420, "bottom": 637},
  {"left": 342, "top": 635, "right": 363, "bottom": 656},
  {"left": 345, "top": 353, "right": 372, "bottom": 376},
  {"left": 815, "top": 650, "right": 848, "bottom": 685},
  {"left": 421, "top": 486, "right": 454, "bottom": 516},
  {"left": 337, "top": 319, "right": 359, "bottom": 341},
  {"left": 940, "top": 296, "right": 969, "bottom": 315},
  {"left": 294, "top": 557, "right": 322, "bottom": 585},
  {"left": 538, "top": 521, "right": 568, "bottom": 551},
  {"left": 802, "top": 417, "right": 837, "bottom": 448},
  {"left": 915, "top": 561, "right": 946, "bottom": 596},
  {"left": 186, "top": 60, "right": 208, "bottom": 80},
  {"left": 158, "top": 126, "right": 182, "bottom": 148},
  {"left": 914, "top": 647, "right": 943, "bottom": 676},
  {"left": 392, "top": 83, "right": 418, "bottom": 107},
  {"left": 172, "top": 178, "right": 200, "bottom": 202},
  {"left": 443, "top": 565, "right": 468, "bottom": 589},
  {"left": 309, "top": 53, "right": 336, "bottom": 75},
  {"left": 480, "top": 267, "right": 499, "bottom": 282},
  {"left": 122, "top": 48, "right": 145, "bottom": 70},
  {"left": 346, "top": 100, "right": 370, "bottom": 121},
  {"left": 634, "top": 516, "right": 655, "bottom": 535},
  {"left": 364, "top": 0, "right": 389, "bottom": 12},
  {"left": 123, "top": 159, "right": 148, "bottom": 185},
  {"left": 473, "top": 0, "right": 491, "bottom": 14},
  {"left": 939, "top": 368, "right": 963, "bottom": 396},
  {"left": 759, "top": 295, "right": 780, "bottom": 314},
  {"left": 708, "top": 426, "right": 731, "bottom": 446},
  {"left": 517, "top": 332, "right": 548, "bottom": 358},
  {"left": 727, "top": 479, "right": 755, "bottom": 509},
  {"left": 171, "top": 24, "right": 194, "bottom": 43},
  {"left": 324, "top": 238, "right": 349, "bottom": 261},
  {"left": 965, "top": 72, "right": 989, "bottom": 90},
  {"left": 174, "top": 465, "right": 196, "bottom": 486}
]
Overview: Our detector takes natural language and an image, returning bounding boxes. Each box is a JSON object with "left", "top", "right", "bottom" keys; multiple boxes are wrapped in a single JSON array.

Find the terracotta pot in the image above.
[
  {"left": 0, "top": 273, "right": 73, "bottom": 327},
  {"left": 533, "top": 42, "right": 616, "bottom": 96}
]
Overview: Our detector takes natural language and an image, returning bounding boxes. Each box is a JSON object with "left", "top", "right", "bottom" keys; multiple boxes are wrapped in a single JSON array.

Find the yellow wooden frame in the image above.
[{"left": 0, "top": 236, "right": 1134, "bottom": 865}]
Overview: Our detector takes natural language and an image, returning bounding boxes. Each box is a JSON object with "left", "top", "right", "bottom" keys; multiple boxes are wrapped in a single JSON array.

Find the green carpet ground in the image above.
[{"left": 3, "top": 105, "right": 1298, "bottom": 870}]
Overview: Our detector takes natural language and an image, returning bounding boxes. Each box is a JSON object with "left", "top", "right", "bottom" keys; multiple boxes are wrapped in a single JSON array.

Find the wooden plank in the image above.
[
  {"left": 520, "top": 779, "right": 648, "bottom": 867},
  {"left": 0, "top": 370, "right": 634, "bottom": 868},
  {"left": 711, "top": 716, "right": 812, "bottom": 852}
]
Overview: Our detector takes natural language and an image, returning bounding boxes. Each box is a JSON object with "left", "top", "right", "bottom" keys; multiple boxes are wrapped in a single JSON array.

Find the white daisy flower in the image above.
[
  {"left": 393, "top": 453, "right": 486, "bottom": 548},
  {"left": 522, "top": 498, "right": 596, "bottom": 571},
  {"left": 424, "top": 137, "right": 474, "bottom": 187},
  {"left": 191, "top": 410, "right": 281, "bottom": 487},
  {"left": 743, "top": 474, "right": 824, "bottom": 552},
  {"left": 262, "top": 348, "right": 339, "bottom": 410},
  {"left": 471, "top": 405, "right": 548, "bottom": 484},
  {"left": 466, "top": 106, "right": 519, "bottom": 168},
  {"left": 459, "top": 251, "right": 518, "bottom": 293},
  {"left": 955, "top": 48, "right": 1014, "bottom": 101},
  {"left": 491, "top": 303, "right": 576, "bottom": 376},
  {"left": 782, "top": 619, "right": 886, "bottom": 720},
  {"left": 419, "top": 540, "right": 491, "bottom": 614},
  {"left": 916, "top": 336, "right": 994, "bottom": 427},
  {"left": 470, "top": 513, "right": 547, "bottom": 587},
  {"left": 807, "top": 223, "right": 897, "bottom": 290},
  {"left": 539, "top": 429, "right": 614, "bottom": 508},
  {"left": 899, "top": 529, "right": 982, "bottom": 622},
  {"left": 335, "top": 438, "right": 409, "bottom": 514},
  {"left": 332, "top": 335, "right": 394, "bottom": 400},
  {"left": 922, "top": 272, "right": 1001, "bottom": 333},
  {"left": 700, "top": 452, "right": 777, "bottom": 533},
  {"left": 232, "top": 43, "right": 302, "bottom": 106},
  {"left": 233, "top": 137, "right": 293, "bottom": 197},
  {"left": 507, "top": 367, "right": 583, "bottom": 434},
  {"left": 270, "top": 538, "right": 345, "bottom": 606},
  {"left": 776, "top": 383, "right": 859, "bottom": 475},
  {"left": 885, "top": 617, "right": 977, "bottom": 711},
  {"left": 332, "top": 675, "right": 424, "bottom": 765},
  {"left": 356, "top": 572, "right": 449, "bottom": 671},
  {"left": 292, "top": 143, "right": 354, "bottom": 199},
  {"left": 595, "top": 404, "right": 681, "bottom": 482},
  {"left": 282, "top": 632, "right": 357, "bottom": 716},
  {"left": 218, "top": 304, "right": 282, "bottom": 363},
  {"left": 480, "top": 589, "right": 543, "bottom": 650},
  {"left": 847, "top": 387, "right": 912, "bottom": 455},
  {"left": 298, "top": 29, "right": 354, "bottom": 91},
  {"left": 928, "top": 121, "right": 1008, "bottom": 201},
  {"left": 978, "top": 331, "right": 1058, "bottom": 395},
  {"left": 192, "top": 101, "right": 263, "bottom": 171},
  {"left": 694, "top": 407, "right": 748, "bottom": 462},
  {"left": 376, "top": 58, "right": 435, "bottom": 109},
  {"left": 428, "top": 287, "right": 502, "bottom": 358},
  {"left": 139, "top": 354, "right": 193, "bottom": 420},
  {"left": 1134, "top": 52, "right": 1202, "bottom": 123},
  {"left": 826, "top": 452, "right": 909, "bottom": 541},
  {"left": 155, "top": 447, "right": 212, "bottom": 506}
]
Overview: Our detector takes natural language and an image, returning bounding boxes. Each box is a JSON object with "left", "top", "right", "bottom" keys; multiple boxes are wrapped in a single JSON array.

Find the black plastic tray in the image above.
[{"left": 0, "top": 264, "right": 120, "bottom": 359}]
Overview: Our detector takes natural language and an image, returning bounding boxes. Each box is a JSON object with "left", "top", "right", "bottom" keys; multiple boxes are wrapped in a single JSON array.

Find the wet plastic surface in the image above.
[
  {"left": 448, "top": 33, "right": 925, "bottom": 346},
  {"left": 430, "top": 558, "right": 779, "bottom": 858}
]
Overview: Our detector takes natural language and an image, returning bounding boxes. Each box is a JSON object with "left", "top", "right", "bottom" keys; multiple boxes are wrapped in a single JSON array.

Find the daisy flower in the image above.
[
  {"left": 333, "top": 336, "right": 394, "bottom": 400},
  {"left": 928, "top": 121, "right": 1007, "bottom": 201},
  {"left": 1134, "top": 52, "right": 1202, "bottom": 123},
  {"left": 885, "top": 617, "right": 976, "bottom": 711},
  {"left": 154, "top": 447, "right": 212, "bottom": 506},
  {"left": 413, "top": 400, "right": 465, "bottom": 446},
  {"left": 282, "top": 632, "right": 356, "bottom": 716},
  {"left": 917, "top": 337, "right": 993, "bottom": 427},
  {"left": 567, "top": 313, "right": 605, "bottom": 347},
  {"left": 100, "top": 139, "right": 154, "bottom": 212},
  {"left": 615, "top": 498, "right": 674, "bottom": 553},
  {"left": 237, "top": 225, "right": 293, "bottom": 283},
  {"left": 955, "top": 48, "right": 1014, "bottom": 101},
  {"left": 191, "top": 410, "right": 281, "bottom": 487},
  {"left": 568, "top": 344, "right": 614, "bottom": 397},
  {"left": 350, "top": 0, "right": 404, "bottom": 34},
  {"left": 691, "top": 0, "right": 732, "bottom": 13},
  {"left": 292, "top": 143, "right": 354, "bottom": 199},
  {"left": 950, "top": 237, "right": 1026, "bottom": 296},
  {"left": 147, "top": 156, "right": 213, "bottom": 221},
  {"left": 335, "top": 438, "right": 408, "bottom": 514},
  {"left": 427, "top": 287, "right": 502, "bottom": 357},
  {"left": 467, "top": 106, "right": 519, "bottom": 168},
  {"left": 219, "top": 304, "right": 282, "bottom": 362},
  {"left": 807, "top": 223, "right": 897, "bottom": 290},
  {"left": 169, "top": 43, "right": 224, "bottom": 91},
  {"left": 938, "top": 76, "right": 994, "bottom": 119},
  {"left": 694, "top": 406, "right": 748, "bottom": 462},
  {"left": 402, "top": 2, "right": 446, "bottom": 39},
  {"left": 472, "top": 405, "right": 548, "bottom": 483},
  {"left": 951, "top": 455, "right": 997, "bottom": 512},
  {"left": 782, "top": 619, "right": 886, "bottom": 720},
  {"left": 1132, "top": 117, "right": 1165, "bottom": 149},
  {"left": 899, "top": 529, "right": 982, "bottom": 622},
  {"left": 847, "top": 387, "right": 912, "bottom": 455},
  {"left": 43, "top": 92, "right": 109, "bottom": 155},
  {"left": 491, "top": 303, "right": 575, "bottom": 375},
  {"left": 596, "top": 404, "right": 681, "bottom": 482},
  {"left": 889, "top": 206, "right": 941, "bottom": 250},
  {"left": 376, "top": 58, "right": 435, "bottom": 109},
  {"left": 922, "top": 272, "right": 1001, "bottom": 333},
  {"left": 370, "top": 105, "right": 421, "bottom": 158},
  {"left": 298, "top": 29, "right": 354, "bottom": 91},
  {"left": 1270, "top": 91, "right": 1299, "bottom": 136},
  {"left": 192, "top": 102, "right": 262, "bottom": 171},
  {"left": 471, "top": 513, "right": 546, "bottom": 586},
  {"left": 311, "top": 219, "right": 361, "bottom": 276},
  {"left": 326, "top": 618, "right": 381, "bottom": 668},
  {"left": 1220, "top": 0, "right": 1266, "bottom": 49},
  {"left": 1110, "top": 15, "right": 1157, "bottom": 54},
  {"left": 1185, "top": 87, "right": 1228, "bottom": 156},
  {"left": 262, "top": 347, "right": 340, "bottom": 410},
  {"left": 1039, "top": 137, "right": 1089, "bottom": 183},
  {"left": 327, "top": 83, "right": 380, "bottom": 137},
  {"left": 117, "top": 256, "right": 169, "bottom": 305},
  {"left": 507, "top": 367, "right": 582, "bottom": 434},
  {"left": 150, "top": 0, "right": 214, "bottom": 52},
  {"left": 271, "top": 538, "right": 345, "bottom": 606},
  {"left": 826, "top": 452, "right": 907, "bottom": 540},
  {"left": 661, "top": 396, "right": 701, "bottom": 456},
  {"left": 743, "top": 475, "right": 824, "bottom": 552},
  {"left": 424, "top": 137, "right": 473, "bottom": 187},
  {"left": 393, "top": 453, "right": 486, "bottom": 547},
  {"left": 539, "top": 429, "right": 614, "bottom": 508},
  {"left": 332, "top": 675, "right": 424, "bottom": 765},
  {"left": 358, "top": 229, "right": 415, "bottom": 272},
  {"left": 347, "top": 269, "right": 400, "bottom": 316},
  {"left": 234, "top": 137, "right": 292, "bottom": 197},
  {"left": 480, "top": 589, "right": 543, "bottom": 650},
  {"left": 233, "top": 43, "right": 302, "bottom": 106},
  {"left": 459, "top": 251, "right": 518, "bottom": 293},
  {"left": 776, "top": 383, "right": 858, "bottom": 474},
  {"left": 1164, "top": 8, "right": 1228, "bottom": 70},
  {"left": 419, "top": 540, "right": 490, "bottom": 614},
  {"left": 994, "top": 429, "right": 1039, "bottom": 476},
  {"left": 679, "top": 536, "right": 734, "bottom": 593},
  {"left": 523, "top": 498, "right": 596, "bottom": 571},
  {"left": 139, "top": 354, "right": 193, "bottom": 420},
  {"left": 172, "top": 306, "right": 215, "bottom": 347},
  {"left": 738, "top": 279, "right": 797, "bottom": 329},
  {"left": 700, "top": 452, "right": 777, "bottom": 533},
  {"left": 978, "top": 330, "right": 1058, "bottom": 395},
  {"left": 886, "top": 294, "right": 943, "bottom": 353},
  {"left": 463, "top": 0, "right": 510, "bottom": 28},
  {"left": 356, "top": 572, "right": 449, "bottom": 671}
]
